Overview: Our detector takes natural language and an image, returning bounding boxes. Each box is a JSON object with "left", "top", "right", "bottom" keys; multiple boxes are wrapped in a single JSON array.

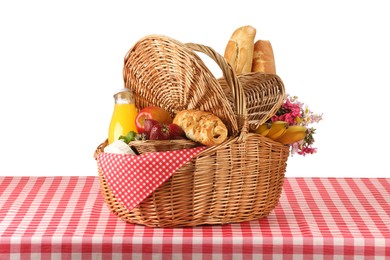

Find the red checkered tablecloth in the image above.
[{"left": 0, "top": 176, "right": 389, "bottom": 259}]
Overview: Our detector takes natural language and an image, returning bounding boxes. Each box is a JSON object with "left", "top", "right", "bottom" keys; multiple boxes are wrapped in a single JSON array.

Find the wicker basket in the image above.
[{"left": 95, "top": 35, "right": 290, "bottom": 227}]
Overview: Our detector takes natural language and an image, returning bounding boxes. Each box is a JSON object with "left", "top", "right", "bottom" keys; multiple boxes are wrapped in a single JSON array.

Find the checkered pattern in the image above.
[
  {"left": 98, "top": 146, "right": 205, "bottom": 212},
  {"left": 0, "top": 176, "right": 389, "bottom": 259}
]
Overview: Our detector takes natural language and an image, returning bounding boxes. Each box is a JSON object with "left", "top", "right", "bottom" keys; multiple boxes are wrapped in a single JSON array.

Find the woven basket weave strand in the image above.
[
  {"left": 218, "top": 72, "right": 286, "bottom": 131},
  {"left": 95, "top": 35, "right": 289, "bottom": 227}
]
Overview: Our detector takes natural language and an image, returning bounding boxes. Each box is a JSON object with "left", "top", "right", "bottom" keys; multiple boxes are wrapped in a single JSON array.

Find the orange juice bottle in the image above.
[{"left": 108, "top": 88, "right": 138, "bottom": 144}]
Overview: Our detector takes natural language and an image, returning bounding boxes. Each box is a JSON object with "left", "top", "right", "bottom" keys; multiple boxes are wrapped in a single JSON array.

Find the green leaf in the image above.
[{"left": 118, "top": 135, "right": 128, "bottom": 143}]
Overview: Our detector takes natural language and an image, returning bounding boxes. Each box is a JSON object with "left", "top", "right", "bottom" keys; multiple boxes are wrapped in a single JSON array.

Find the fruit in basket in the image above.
[
  {"left": 265, "top": 121, "right": 288, "bottom": 140},
  {"left": 254, "top": 123, "right": 271, "bottom": 136},
  {"left": 149, "top": 124, "right": 170, "bottom": 140},
  {"left": 256, "top": 121, "right": 307, "bottom": 145},
  {"left": 149, "top": 123, "right": 186, "bottom": 140},
  {"left": 143, "top": 119, "right": 160, "bottom": 139},
  {"left": 167, "top": 123, "right": 186, "bottom": 139},
  {"left": 275, "top": 125, "right": 307, "bottom": 144},
  {"left": 135, "top": 106, "right": 173, "bottom": 133}
]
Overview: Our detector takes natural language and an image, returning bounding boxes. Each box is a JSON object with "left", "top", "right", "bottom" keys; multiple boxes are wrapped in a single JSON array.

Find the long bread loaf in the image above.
[
  {"left": 224, "top": 25, "right": 256, "bottom": 74},
  {"left": 252, "top": 39, "right": 276, "bottom": 74}
]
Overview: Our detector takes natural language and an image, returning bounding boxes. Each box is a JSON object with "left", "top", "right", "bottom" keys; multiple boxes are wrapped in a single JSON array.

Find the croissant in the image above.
[{"left": 173, "top": 110, "right": 228, "bottom": 146}]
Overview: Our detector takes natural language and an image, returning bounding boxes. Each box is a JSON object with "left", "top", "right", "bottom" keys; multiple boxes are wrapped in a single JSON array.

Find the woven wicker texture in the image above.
[
  {"left": 95, "top": 35, "right": 289, "bottom": 227},
  {"left": 122, "top": 35, "right": 239, "bottom": 136},
  {"left": 218, "top": 72, "right": 286, "bottom": 131}
]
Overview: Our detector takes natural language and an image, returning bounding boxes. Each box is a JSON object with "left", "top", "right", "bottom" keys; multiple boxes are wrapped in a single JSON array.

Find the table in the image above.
[{"left": 0, "top": 176, "right": 389, "bottom": 259}]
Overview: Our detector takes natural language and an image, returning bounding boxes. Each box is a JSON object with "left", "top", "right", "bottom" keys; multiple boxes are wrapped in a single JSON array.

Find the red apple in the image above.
[{"left": 135, "top": 106, "right": 172, "bottom": 133}]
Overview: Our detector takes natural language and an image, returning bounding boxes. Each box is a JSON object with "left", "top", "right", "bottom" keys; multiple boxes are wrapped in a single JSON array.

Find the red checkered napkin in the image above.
[{"left": 97, "top": 146, "right": 205, "bottom": 212}]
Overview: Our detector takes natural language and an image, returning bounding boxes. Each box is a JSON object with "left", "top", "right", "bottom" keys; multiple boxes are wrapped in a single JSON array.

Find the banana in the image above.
[
  {"left": 266, "top": 121, "right": 288, "bottom": 140},
  {"left": 254, "top": 123, "right": 271, "bottom": 136},
  {"left": 275, "top": 125, "right": 307, "bottom": 144}
]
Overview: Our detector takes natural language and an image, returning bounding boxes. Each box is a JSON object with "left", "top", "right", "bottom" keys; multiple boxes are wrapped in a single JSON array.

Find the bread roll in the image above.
[
  {"left": 173, "top": 110, "right": 228, "bottom": 146},
  {"left": 224, "top": 25, "right": 256, "bottom": 74},
  {"left": 252, "top": 40, "right": 276, "bottom": 74}
]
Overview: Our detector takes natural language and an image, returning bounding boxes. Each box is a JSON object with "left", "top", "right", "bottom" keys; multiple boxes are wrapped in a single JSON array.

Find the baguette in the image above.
[
  {"left": 173, "top": 110, "right": 228, "bottom": 146},
  {"left": 224, "top": 25, "right": 256, "bottom": 74},
  {"left": 252, "top": 40, "right": 276, "bottom": 74}
]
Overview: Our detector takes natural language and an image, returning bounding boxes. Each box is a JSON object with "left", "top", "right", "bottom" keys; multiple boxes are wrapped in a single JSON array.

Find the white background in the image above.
[{"left": 0, "top": 0, "right": 389, "bottom": 177}]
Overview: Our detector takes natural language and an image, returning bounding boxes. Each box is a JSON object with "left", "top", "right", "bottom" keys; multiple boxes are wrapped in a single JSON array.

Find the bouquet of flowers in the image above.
[{"left": 270, "top": 95, "right": 323, "bottom": 156}]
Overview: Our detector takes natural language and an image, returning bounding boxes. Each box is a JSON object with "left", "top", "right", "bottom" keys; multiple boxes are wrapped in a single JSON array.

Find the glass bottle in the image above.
[{"left": 108, "top": 88, "right": 138, "bottom": 144}]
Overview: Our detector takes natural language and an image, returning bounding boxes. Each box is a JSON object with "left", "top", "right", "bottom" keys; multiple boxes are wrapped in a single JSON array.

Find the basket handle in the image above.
[{"left": 184, "top": 43, "right": 248, "bottom": 141}]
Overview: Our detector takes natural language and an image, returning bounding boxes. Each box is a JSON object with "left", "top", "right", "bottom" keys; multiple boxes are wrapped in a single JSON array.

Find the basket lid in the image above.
[{"left": 123, "top": 34, "right": 239, "bottom": 136}]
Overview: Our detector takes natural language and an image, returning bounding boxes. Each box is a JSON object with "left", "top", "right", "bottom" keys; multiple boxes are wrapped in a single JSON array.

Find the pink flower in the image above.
[
  {"left": 297, "top": 147, "right": 317, "bottom": 156},
  {"left": 283, "top": 99, "right": 301, "bottom": 118},
  {"left": 283, "top": 113, "right": 296, "bottom": 125},
  {"left": 272, "top": 110, "right": 299, "bottom": 125},
  {"left": 271, "top": 94, "right": 322, "bottom": 156}
]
